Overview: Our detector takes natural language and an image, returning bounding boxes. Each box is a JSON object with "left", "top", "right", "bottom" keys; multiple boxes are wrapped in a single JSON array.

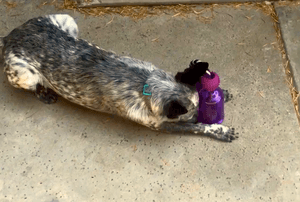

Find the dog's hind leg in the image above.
[
  {"left": 34, "top": 83, "right": 58, "bottom": 104},
  {"left": 157, "top": 122, "right": 238, "bottom": 142},
  {"left": 4, "top": 56, "right": 58, "bottom": 104}
]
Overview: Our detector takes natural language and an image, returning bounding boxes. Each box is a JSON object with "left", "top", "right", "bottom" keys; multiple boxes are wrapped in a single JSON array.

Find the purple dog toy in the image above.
[
  {"left": 175, "top": 60, "right": 225, "bottom": 124},
  {"left": 196, "top": 70, "right": 224, "bottom": 124}
]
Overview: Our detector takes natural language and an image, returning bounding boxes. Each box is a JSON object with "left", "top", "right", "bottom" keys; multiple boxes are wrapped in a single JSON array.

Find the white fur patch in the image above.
[
  {"left": 204, "top": 124, "right": 229, "bottom": 134},
  {"left": 5, "top": 52, "right": 42, "bottom": 90},
  {"left": 191, "top": 92, "right": 199, "bottom": 107},
  {"left": 47, "top": 14, "right": 78, "bottom": 38},
  {"left": 118, "top": 56, "right": 157, "bottom": 71}
]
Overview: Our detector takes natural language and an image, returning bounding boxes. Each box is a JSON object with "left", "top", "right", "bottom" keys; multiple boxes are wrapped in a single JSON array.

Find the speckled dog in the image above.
[{"left": 2, "top": 14, "right": 237, "bottom": 142}]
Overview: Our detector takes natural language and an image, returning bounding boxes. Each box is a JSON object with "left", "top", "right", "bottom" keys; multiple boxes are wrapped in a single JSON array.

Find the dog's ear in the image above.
[
  {"left": 175, "top": 60, "right": 209, "bottom": 86},
  {"left": 165, "top": 100, "right": 188, "bottom": 119}
]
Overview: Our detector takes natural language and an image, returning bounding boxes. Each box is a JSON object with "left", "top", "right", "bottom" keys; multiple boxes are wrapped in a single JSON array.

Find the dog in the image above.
[{"left": 1, "top": 14, "right": 237, "bottom": 142}]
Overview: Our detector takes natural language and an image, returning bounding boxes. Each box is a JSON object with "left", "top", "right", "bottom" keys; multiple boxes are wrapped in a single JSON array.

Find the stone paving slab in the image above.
[
  {"left": 275, "top": 3, "right": 300, "bottom": 118},
  {"left": 78, "top": 0, "right": 263, "bottom": 7},
  {"left": 0, "top": 1, "right": 299, "bottom": 202}
]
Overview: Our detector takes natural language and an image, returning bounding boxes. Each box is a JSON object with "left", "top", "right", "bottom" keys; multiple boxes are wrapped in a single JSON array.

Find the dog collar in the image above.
[{"left": 143, "top": 84, "right": 151, "bottom": 95}]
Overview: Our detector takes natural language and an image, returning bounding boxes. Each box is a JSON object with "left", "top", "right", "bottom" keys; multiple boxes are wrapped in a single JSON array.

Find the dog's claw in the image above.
[
  {"left": 223, "top": 89, "right": 233, "bottom": 103},
  {"left": 223, "top": 128, "right": 239, "bottom": 142}
]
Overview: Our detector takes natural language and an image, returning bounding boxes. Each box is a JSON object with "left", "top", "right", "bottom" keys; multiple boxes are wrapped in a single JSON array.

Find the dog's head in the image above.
[
  {"left": 159, "top": 60, "right": 209, "bottom": 123},
  {"left": 175, "top": 60, "right": 209, "bottom": 87},
  {"left": 147, "top": 68, "right": 200, "bottom": 124},
  {"left": 162, "top": 94, "right": 199, "bottom": 123}
]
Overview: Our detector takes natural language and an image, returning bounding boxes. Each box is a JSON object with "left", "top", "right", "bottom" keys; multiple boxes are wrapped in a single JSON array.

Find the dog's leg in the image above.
[
  {"left": 4, "top": 55, "right": 58, "bottom": 104},
  {"left": 35, "top": 84, "right": 58, "bottom": 104},
  {"left": 157, "top": 122, "right": 237, "bottom": 142},
  {"left": 223, "top": 89, "right": 233, "bottom": 103}
]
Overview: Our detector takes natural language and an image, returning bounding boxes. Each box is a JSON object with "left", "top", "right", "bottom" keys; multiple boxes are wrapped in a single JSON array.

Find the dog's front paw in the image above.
[
  {"left": 204, "top": 124, "right": 238, "bottom": 142},
  {"left": 223, "top": 89, "right": 233, "bottom": 103}
]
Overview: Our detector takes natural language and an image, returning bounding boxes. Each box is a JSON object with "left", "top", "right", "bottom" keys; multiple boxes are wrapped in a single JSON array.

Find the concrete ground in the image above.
[{"left": 0, "top": 1, "right": 299, "bottom": 202}]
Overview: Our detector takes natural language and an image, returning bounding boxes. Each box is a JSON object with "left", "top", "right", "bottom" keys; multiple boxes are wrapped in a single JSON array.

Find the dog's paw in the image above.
[
  {"left": 35, "top": 84, "right": 58, "bottom": 104},
  {"left": 204, "top": 124, "right": 238, "bottom": 142},
  {"left": 221, "top": 127, "right": 238, "bottom": 142},
  {"left": 223, "top": 89, "right": 233, "bottom": 103}
]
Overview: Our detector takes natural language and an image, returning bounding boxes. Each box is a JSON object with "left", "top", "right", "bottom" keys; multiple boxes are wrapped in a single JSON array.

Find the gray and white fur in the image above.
[{"left": 2, "top": 14, "right": 237, "bottom": 142}]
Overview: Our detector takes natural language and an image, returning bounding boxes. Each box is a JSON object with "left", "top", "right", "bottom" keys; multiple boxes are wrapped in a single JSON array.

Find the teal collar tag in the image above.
[{"left": 143, "top": 84, "right": 151, "bottom": 95}]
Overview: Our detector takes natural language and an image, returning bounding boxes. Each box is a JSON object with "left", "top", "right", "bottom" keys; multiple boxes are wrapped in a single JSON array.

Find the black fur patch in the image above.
[
  {"left": 165, "top": 100, "right": 188, "bottom": 119},
  {"left": 29, "top": 69, "right": 35, "bottom": 74},
  {"left": 175, "top": 60, "right": 209, "bottom": 86},
  {"left": 35, "top": 83, "right": 58, "bottom": 104}
]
